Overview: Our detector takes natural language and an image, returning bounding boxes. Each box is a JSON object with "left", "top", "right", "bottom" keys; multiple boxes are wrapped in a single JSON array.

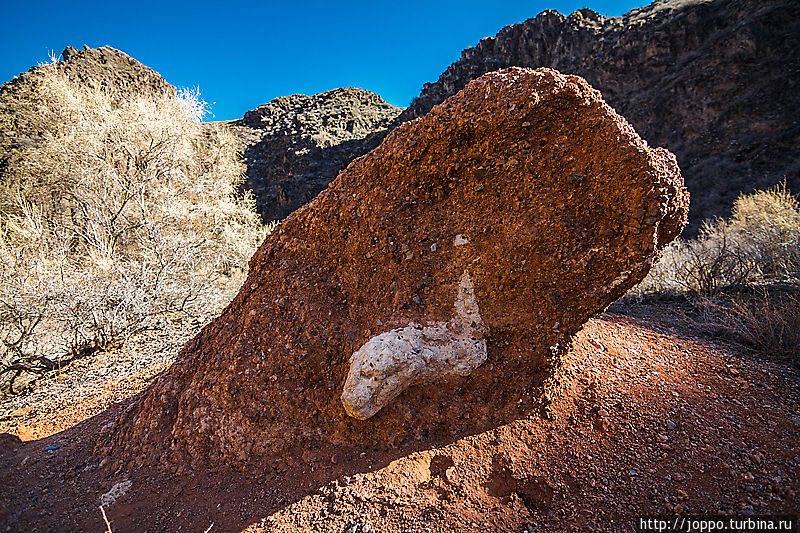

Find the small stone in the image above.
[
  {"left": 665, "top": 420, "right": 677, "bottom": 431},
  {"left": 743, "top": 472, "right": 754, "bottom": 482},
  {"left": 430, "top": 243, "right": 437, "bottom": 252},
  {"left": 593, "top": 411, "right": 610, "bottom": 431},
  {"left": 99, "top": 480, "right": 133, "bottom": 507},
  {"left": 454, "top": 234, "right": 469, "bottom": 246},
  {"left": 444, "top": 466, "right": 459, "bottom": 484}
]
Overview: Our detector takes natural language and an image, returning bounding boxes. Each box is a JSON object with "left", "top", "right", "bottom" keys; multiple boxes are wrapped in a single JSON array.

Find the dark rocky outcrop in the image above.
[
  {"left": 100, "top": 68, "right": 688, "bottom": 471},
  {"left": 399, "top": 0, "right": 800, "bottom": 233},
  {"left": 228, "top": 88, "right": 403, "bottom": 222}
]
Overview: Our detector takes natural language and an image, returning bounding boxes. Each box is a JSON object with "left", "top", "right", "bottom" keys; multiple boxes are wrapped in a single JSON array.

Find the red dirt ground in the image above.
[{"left": 1, "top": 304, "right": 798, "bottom": 532}]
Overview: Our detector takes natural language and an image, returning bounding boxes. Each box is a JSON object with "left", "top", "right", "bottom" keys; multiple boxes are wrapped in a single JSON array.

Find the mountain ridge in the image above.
[
  {"left": 227, "top": 87, "right": 403, "bottom": 222},
  {"left": 400, "top": 0, "right": 800, "bottom": 232},
  {"left": 3, "top": 0, "right": 799, "bottom": 231}
]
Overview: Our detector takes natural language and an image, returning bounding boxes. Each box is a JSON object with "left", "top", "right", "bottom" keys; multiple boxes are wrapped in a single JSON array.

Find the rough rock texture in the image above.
[
  {"left": 0, "top": 46, "right": 173, "bottom": 178},
  {"left": 101, "top": 68, "right": 688, "bottom": 471},
  {"left": 228, "top": 88, "right": 403, "bottom": 222},
  {"left": 54, "top": 46, "right": 173, "bottom": 97},
  {"left": 399, "top": 0, "right": 800, "bottom": 233}
]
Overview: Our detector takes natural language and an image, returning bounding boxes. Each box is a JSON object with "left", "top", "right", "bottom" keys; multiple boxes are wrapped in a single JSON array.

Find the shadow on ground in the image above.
[{"left": 2, "top": 310, "right": 799, "bottom": 532}]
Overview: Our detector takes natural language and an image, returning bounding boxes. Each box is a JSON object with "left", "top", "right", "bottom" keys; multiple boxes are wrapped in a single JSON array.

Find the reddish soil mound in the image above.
[
  {"left": 99, "top": 67, "right": 688, "bottom": 472},
  {"left": 1, "top": 309, "right": 798, "bottom": 532}
]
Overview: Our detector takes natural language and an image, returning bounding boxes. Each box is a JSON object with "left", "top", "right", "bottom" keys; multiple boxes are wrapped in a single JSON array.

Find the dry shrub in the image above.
[
  {"left": 637, "top": 183, "right": 800, "bottom": 296},
  {"left": 0, "top": 67, "right": 264, "bottom": 393},
  {"left": 728, "top": 181, "right": 800, "bottom": 278},
  {"left": 634, "top": 184, "right": 799, "bottom": 364},
  {"left": 699, "top": 289, "right": 800, "bottom": 364}
]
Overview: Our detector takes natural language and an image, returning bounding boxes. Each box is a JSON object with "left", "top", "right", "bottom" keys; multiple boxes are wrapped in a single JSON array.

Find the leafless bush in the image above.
[
  {"left": 0, "top": 67, "right": 264, "bottom": 394},
  {"left": 641, "top": 220, "right": 756, "bottom": 296}
]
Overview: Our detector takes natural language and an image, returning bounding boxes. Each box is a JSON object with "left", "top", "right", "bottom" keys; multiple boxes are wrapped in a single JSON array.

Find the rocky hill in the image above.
[
  {"left": 0, "top": 46, "right": 173, "bottom": 179},
  {"left": 52, "top": 46, "right": 173, "bottom": 96},
  {"left": 1, "top": 45, "right": 173, "bottom": 102},
  {"left": 1, "top": 49, "right": 403, "bottom": 225},
  {"left": 6, "top": 1, "right": 799, "bottom": 234},
  {"left": 400, "top": 0, "right": 800, "bottom": 232},
  {"left": 228, "top": 88, "right": 402, "bottom": 222}
]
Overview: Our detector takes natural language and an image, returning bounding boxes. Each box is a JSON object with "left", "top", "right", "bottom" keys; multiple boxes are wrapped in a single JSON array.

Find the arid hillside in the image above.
[
  {"left": 0, "top": 46, "right": 174, "bottom": 180},
  {"left": 0, "top": 1, "right": 798, "bottom": 531},
  {"left": 228, "top": 88, "right": 402, "bottom": 222},
  {"left": 400, "top": 0, "right": 800, "bottom": 233}
]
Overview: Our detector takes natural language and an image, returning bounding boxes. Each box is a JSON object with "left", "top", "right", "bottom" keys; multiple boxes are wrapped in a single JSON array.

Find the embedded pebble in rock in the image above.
[
  {"left": 342, "top": 270, "right": 487, "bottom": 420},
  {"left": 100, "top": 67, "right": 688, "bottom": 470}
]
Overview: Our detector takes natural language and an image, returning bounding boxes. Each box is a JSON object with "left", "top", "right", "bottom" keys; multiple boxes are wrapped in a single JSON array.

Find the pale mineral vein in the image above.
[{"left": 341, "top": 270, "right": 487, "bottom": 420}]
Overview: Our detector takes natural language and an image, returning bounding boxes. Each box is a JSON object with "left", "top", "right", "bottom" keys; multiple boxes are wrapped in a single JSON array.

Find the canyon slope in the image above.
[
  {"left": 0, "top": 46, "right": 174, "bottom": 179},
  {"left": 401, "top": 0, "right": 800, "bottom": 232},
  {"left": 228, "top": 89, "right": 402, "bottom": 222},
  {"left": 7, "top": 0, "right": 797, "bottom": 234}
]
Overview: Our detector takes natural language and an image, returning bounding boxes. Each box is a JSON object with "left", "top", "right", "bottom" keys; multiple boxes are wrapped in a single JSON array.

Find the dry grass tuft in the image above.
[{"left": 698, "top": 289, "right": 800, "bottom": 364}]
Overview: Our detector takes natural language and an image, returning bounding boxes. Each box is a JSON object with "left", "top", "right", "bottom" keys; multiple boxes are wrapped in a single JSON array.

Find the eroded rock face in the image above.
[
  {"left": 228, "top": 88, "right": 403, "bottom": 223},
  {"left": 101, "top": 67, "right": 688, "bottom": 471},
  {"left": 400, "top": 0, "right": 800, "bottom": 233}
]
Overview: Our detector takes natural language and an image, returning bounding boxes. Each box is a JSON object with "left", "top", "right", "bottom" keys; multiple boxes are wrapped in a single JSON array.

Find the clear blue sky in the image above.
[{"left": 2, "top": 0, "right": 643, "bottom": 121}]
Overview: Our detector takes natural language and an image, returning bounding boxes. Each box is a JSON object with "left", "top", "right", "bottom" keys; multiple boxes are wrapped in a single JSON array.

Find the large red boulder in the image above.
[{"left": 100, "top": 67, "right": 688, "bottom": 471}]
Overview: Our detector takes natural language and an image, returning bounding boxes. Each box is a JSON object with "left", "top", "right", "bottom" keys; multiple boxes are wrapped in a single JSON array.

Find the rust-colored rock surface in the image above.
[{"left": 101, "top": 67, "right": 688, "bottom": 470}]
